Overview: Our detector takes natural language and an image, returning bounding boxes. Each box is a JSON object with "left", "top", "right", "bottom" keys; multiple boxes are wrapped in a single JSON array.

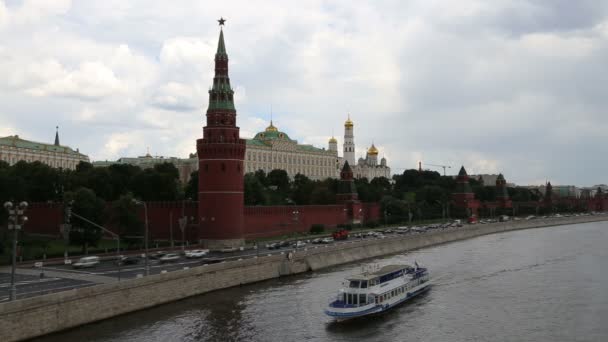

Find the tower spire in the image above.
[{"left": 54, "top": 126, "right": 60, "bottom": 146}]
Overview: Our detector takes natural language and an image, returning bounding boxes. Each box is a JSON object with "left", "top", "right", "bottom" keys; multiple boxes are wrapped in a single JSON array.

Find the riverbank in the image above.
[{"left": 1, "top": 214, "right": 606, "bottom": 342}]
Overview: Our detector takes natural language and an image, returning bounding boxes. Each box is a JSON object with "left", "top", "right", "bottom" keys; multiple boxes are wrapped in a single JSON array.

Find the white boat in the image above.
[{"left": 325, "top": 263, "right": 431, "bottom": 321}]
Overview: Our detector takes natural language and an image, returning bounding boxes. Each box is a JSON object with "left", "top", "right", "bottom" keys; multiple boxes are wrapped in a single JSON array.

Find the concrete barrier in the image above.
[{"left": 1, "top": 215, "right": 606, "bottom": 342}]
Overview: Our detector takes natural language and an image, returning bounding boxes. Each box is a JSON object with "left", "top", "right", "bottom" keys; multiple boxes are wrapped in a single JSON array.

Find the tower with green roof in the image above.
[{"left": 196, "top": 19, "right": 246, "bottom": 249}]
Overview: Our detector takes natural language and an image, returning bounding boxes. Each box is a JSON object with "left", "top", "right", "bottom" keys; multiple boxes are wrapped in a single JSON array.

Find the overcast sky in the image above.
[{"left": 1, "top": 0, "right": 607, "bottom": 186}]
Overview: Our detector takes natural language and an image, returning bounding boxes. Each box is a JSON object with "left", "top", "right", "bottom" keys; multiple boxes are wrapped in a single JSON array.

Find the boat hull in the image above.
[{"left": 325, "top": 284, "right": 431, "bottom": 321}]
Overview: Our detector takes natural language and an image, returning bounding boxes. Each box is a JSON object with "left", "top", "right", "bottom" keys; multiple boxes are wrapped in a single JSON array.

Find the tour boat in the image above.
[{"left": 325, "top": 263, "right": 431, "bottom": 321}]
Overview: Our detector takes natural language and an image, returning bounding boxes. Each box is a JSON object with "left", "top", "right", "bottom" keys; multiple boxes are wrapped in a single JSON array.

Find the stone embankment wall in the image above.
[{"left": 1, "top": 215, "right": 606, "bottom": 342}]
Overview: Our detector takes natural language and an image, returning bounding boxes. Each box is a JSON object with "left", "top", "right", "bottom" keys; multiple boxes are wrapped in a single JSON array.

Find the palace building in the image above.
[
  {"left": 0, "top": 128, "right": 89, "bottom": 170},
  {"left": 242, "top": 115, "right": 391, "bottom": 181},
  {"left": 243, "top": 120, "right": 339, "bottom": 180}
]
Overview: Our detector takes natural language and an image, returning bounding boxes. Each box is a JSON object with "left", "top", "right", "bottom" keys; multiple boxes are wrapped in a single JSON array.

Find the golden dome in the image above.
[
  {"left": 367, "top": 144, "right": 379, "bottom": 156},
  {"left": 344, "top": 114, "right": 353, "bottom": 128},
  {"left": 329, "top": 136, "right": 337, "bottom": 144},
  {"left": 265, "top": 120, "right": 278, "bottom": 132}
]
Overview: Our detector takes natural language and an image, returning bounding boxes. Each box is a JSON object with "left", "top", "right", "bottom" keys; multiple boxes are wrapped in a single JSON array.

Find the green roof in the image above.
[
  {"left": 0, "top": 135, "right": 87, "bottom": 157},
  {"left": 252, "top": 130, "right": 293, "bottom": 142}
]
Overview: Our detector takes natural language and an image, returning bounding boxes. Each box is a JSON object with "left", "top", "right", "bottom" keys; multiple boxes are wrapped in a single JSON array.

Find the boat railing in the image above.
[{"left": 328, "top": 299, "right": 359, "bottom": 309}]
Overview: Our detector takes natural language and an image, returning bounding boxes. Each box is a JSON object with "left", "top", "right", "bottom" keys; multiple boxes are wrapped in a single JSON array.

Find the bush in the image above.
[
  {"left": 337, "top": 223, "right": 353, "bottom": 231},
  {"left": 310, "top": 224, "right": 325, "bottom": 234},
  {"left": 366, "top": 221, "right": 380, "bottom": 228}
]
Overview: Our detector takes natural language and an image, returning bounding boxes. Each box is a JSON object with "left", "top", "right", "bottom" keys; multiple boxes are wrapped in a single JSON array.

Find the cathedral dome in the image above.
[
  {"left": 344, "top": 115, "right": 353, "bottom": 128},
  {"left": 265, "top": 120, "right": 278, "bottom": 132},
  {"left": 329, "top": 136, "right": 337, "bottom": 144},
  {"left": 367, "top": 144, "right": 379, "bottom": 156}
]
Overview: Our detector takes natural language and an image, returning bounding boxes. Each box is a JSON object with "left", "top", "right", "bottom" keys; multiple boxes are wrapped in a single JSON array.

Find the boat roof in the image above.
[{"left": 347, "top": 264, "right": 413, "bottom": 281}]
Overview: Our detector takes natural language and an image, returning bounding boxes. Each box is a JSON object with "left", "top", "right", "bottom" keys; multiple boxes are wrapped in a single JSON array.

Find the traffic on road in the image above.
[{"left": 2, "top": 211, "right": 605, "bottom": 302}]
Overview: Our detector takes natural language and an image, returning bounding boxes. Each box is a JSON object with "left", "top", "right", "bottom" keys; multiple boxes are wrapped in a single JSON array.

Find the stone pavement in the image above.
[{"left": 0, "top": 266, "right": 116, "bottom": 284}]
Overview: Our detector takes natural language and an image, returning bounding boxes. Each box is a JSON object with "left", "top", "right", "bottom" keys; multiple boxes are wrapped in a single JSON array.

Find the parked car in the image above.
[
  {"left": 185, "top": 249, "right": 209, "bottom": 258},
  {"left": 266, "top": 242, "right": 279, "bottom": 250},
  {"left": 73, "top": 256, "right": 100, "bottom": 269},
  {"left": 115, "top": 256, "right": 140, "bottom": 265},
  {"left": 159, "top": 253, "right": 180, "bottom": 263}
]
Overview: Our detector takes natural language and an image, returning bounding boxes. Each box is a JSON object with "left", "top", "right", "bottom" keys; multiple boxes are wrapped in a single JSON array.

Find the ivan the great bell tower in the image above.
[{"left": 197, "top": 19, "right": 245, "bottom": 249}]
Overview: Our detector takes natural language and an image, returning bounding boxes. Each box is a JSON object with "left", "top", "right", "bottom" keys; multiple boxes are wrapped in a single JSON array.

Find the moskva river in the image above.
[{"left": 35, "top": 222, "right": 608, "bottom": 342}]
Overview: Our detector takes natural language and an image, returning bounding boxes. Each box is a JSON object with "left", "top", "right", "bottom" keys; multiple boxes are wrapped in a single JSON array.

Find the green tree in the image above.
[
  {"left": 184, "top": 170, "right": 199, "bottom": 201},
  {"left": 292, "top": 173, "right": 314, "bottom": 204},
  {"left": 111, "top": 193, "right": 144, "bottom": 247},
  {"left": 244, "top": 173, "right": 268, "bottom": 205},
  {"left": 65, "top": 187, "right": 105, "bottom": 254}
]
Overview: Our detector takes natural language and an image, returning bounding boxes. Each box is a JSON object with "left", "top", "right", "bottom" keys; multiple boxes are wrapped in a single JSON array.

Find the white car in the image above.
[
  {"left": 72, "top": 256, "right": 100, "bottom": 269},
  {"left": 293, "top": 241, "right": 307, "bottom": 248},
  {"left": 185, "top": 249, "right": 209, "bottom": 258},
  {"left": 159, "top": 253, "right": 180, "bottom": 263}
]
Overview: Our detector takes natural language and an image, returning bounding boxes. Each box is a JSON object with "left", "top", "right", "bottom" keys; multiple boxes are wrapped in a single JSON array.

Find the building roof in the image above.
[
  {"left": 458, "top": 166, "right": 468, "bottom": 176},
  {"left": 0, "top": 135, "right": 88, "bottom": 157},
  {"left": 247, "top": 121, "right": 328, "bottom": 154}
]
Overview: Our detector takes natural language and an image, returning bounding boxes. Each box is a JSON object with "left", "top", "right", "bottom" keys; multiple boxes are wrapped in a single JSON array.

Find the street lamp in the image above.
[
  {"left": 133, "top": 199, "right": 149, "bottom": 276},
  {"left": 4, "top": 201, "right": 28, "bottom": 301}
]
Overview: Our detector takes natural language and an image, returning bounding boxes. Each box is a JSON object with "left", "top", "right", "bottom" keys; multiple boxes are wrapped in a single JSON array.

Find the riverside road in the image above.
[{"left": 2, "top": 213, "right": 606, "bottom": 302}]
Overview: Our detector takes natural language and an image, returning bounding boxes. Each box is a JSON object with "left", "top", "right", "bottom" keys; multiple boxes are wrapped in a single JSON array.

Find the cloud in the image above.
[
  {"left": 26, "top": 61, "right": 126, "bottom": 100},
  {"left": 0, "top": 0, "right": 607, "bottom": 186}
]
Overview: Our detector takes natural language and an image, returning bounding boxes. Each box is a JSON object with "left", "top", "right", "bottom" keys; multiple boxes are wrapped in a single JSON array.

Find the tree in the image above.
[
  {"left": 184, "top": 170, "right": 199, "bottom": 201},
  {"left": 65, "top": 187, "right": 106, "bottom": 254},
  {"left": 111, "top": 193, "right": 144, "bottom": 247},
  {"left": 292, "top": 173, "right": 314, "bottom": 204},
  {"left": 244, "top": 173, "right": 267, "bottom": 205}
]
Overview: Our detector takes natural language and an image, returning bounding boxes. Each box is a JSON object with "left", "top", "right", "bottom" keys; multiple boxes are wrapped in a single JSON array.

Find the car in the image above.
[
  {"left": 115, "top": 256, "right": 140, "bottom": 265},
  {"left": 293, "top": 241, "right": 307, "bottom": 248},
  {"left": 312, "top": 238, "right": 323, "bottom": 244},
  {"left": 268, "top": 243, "right": 279, "bottom": 250},
  {"left": 279, "top": 240, "right": 290, "bottom": 248},
  {"left": 185, "top": 249, "right": 209, "bottom": 258},
  {"left": 149, "top": 251, "right": 168, "bottom": 259},
  {"left": 159, "top": 253, "right": 180, "bottom": 263},
  {"left": 73, "top": 256, "right": 100, "bottom": 269},
  {"left": 321, "top": 237, "right": 334, "bottom": 244}
]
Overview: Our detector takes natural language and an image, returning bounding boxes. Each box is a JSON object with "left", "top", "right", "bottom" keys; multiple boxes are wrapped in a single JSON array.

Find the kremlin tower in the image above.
[{"left": 197, "top": 19, "right": 246, "bottom": 249}]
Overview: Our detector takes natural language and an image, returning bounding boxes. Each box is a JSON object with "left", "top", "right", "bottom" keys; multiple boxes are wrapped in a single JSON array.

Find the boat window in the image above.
[
  {"left": 375, "top": 296, "right": 379, "bottom": 304},
  {"left": 353, "top": 294, "right": 358, "bottom": 305},
  {"left": 359, "top": 294, "right": 366, "bottom": 305},
  {"left": 347, "top": 293, "right": 352, "bottom": 304},
  {"left": 349, "top": 280, "right": 360, "bottom": 288},
  {"left": 361, "top": 281, "right": 368, "bottom": 288}
]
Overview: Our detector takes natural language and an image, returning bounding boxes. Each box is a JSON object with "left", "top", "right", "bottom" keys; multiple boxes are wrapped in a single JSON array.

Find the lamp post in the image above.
[
  {"left": 133, "top": 199, "right": 149, "bottom": 276},
  {"left": 4, "top": 201, "right": 28, "bottom": 301}
]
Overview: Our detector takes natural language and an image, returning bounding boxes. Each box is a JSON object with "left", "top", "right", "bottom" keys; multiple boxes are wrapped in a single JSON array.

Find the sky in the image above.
[{"left": 0, "top": 0, "right": 607, "bottom": 187}]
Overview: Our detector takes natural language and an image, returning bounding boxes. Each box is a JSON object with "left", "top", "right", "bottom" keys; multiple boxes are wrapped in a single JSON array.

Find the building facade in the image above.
[
  {"left": 0, "top": 130, "right": 89, "bottom": 170},
  {"left": 243, "top": 121, "right": 339, "bottom": 180}
]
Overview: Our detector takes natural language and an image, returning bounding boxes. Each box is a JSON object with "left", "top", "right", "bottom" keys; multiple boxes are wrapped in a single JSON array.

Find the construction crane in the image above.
[{"left": 424, "top": 163, "right": 452, "bottom": 176}]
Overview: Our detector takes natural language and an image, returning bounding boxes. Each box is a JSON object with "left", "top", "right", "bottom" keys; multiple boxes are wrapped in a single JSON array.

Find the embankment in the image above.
[{"left": 1, "top": 215, "right": 606, "bottom": 342}]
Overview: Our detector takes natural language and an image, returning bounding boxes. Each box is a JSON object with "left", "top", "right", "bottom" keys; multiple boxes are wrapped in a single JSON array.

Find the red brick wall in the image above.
[{"left": 22, "top": 201, "right": 383, "bottom": 241}]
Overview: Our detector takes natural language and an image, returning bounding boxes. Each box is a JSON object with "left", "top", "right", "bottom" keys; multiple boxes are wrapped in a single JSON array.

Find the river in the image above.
[{"left": 34, "top": 221, "right": 608, "bottom": 342}]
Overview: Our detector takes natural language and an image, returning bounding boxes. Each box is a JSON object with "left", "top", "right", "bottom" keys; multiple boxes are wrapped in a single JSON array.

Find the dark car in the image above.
[{"left": 116, "top": 256, "right": 140, "bottom": 265}]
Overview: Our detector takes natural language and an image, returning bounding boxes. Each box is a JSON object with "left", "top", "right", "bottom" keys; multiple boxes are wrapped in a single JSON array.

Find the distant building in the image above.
[
  {"left": 339, "top": 116, "right": 391, "bottom": 180},
  {"left": 93, "top": 153, "right": 197, "bottom": 184},
  {"left": 0, "top": 128, "right": 89, "bottom": 170}
]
